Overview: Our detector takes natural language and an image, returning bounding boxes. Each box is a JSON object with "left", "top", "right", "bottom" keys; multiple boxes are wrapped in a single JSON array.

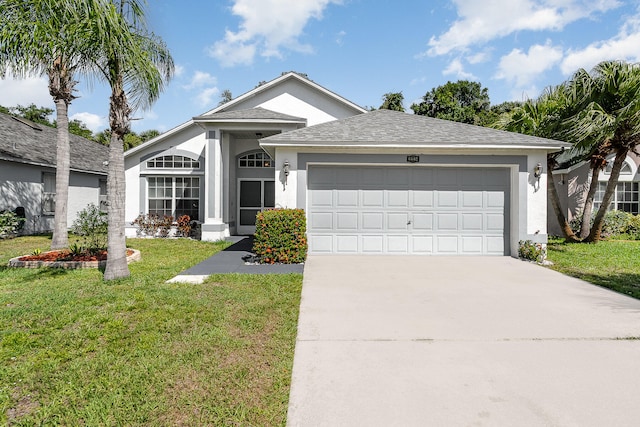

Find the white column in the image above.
[{"left": 202, "top": 129, "right": 229, "bottom": 241}]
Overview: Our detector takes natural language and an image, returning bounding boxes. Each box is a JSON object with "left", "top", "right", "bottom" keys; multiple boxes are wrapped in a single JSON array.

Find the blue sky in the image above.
[{"left": 1, "top": 0, "right": 639, "bottom": 133}]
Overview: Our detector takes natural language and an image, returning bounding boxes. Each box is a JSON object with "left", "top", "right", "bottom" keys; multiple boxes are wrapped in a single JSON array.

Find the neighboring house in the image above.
[
  {"left": 124, "top": 71, "right": 569, "bottom": 256},
  {"left": 0, "top": 112, "right": 108, "bottom": 234},
  {"left": 548, "top": 152, "right": 640, "bottom": 236}
]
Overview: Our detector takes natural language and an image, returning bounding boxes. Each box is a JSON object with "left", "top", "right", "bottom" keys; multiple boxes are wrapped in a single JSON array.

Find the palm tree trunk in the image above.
[
  {"left": 585, "top": 148, "right": 628, "bottom": 242},
  {"left": 547, "top": 157, "right": 580, "bottom": 242},
  {"left": 51, "top": 97, "right": 70, "bottom": 249},
  {"left": 104, "top": 82, "right": 131, "bottom": 280},
  {"left": 578, "top": 167, "right": 601, "bottom": 239}
]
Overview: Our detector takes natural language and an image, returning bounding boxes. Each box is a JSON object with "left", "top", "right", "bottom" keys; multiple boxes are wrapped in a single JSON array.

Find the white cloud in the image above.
[
  {"left": 183, "top": 71, "right": 217, "bottom": 90},
  {"left": 443, "top": 58, "right": 478, "bottom": 80},
  {"left": 70, "top": 112, "right": 107, "bottom": 133},
  {"left": 174, "top": 64, "right": 186, "bottom": 77},
  {"left": 208, "top": 0, "right": 343, "bottom": 67},
  {"left": 495, "top": 41, "right": 563, "bottom": 86},
  {"left": 195, "top": 87, "right": 220, "bottom": 108},
  {"left": 560, "top": 11, "right": 640, "bottom": 74},
  {"left": 336, "top": 30, "right": 347, "bottom": 46},
  {"left": 0, "top": 75, "right": 53, "bottom": 109},
  {"left": 425, "top": 0, "right": 620, "bottom": 56}
]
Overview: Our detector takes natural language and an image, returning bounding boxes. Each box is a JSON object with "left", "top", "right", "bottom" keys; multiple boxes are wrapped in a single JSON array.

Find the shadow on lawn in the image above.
[
  {"left": 562, "top": 270, "right": 640, "bottom": 300},
  {"left": 1, "top": 264, "right": 70, "bottom": 282}
]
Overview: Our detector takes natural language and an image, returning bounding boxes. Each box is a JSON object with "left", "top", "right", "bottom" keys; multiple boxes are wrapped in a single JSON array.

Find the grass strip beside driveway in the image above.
[
  {"left": 0, "top": 236, "right": 302, "bottom": 426},
  {"left": 547, "top": 238, "right": 640, "bottom": 300}
]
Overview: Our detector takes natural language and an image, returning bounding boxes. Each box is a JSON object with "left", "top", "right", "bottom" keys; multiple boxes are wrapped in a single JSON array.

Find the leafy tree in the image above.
[
  {"left": 379, "top": 92, "right": 405, "bottom": 112},
  {"left": 139, "top": 129, "right": 160, "bottom": 142},
  {"left": 411, "top": 80, "right": 490, "bottom": 125},
  {"left": 13, "top": 103, "right": 54, "bottom": 126},
  {"left": 89, "top": 0, "right": 173, "bottom": 280},
  {"left": 68, "top": 119, "right": 94, "bottom": 139},
  {"left": 0, "top": 0, "right": 97, "bottom": 249},
  {"left": 218, "top": 89, "right": 232, "bottom": 106}
]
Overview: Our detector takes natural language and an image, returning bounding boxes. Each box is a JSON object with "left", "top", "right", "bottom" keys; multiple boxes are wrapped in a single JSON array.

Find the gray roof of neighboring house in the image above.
[
  {"left": 193, "top": 107, "right": 306, "bottom": 123},
  {"left": 0, "top": 112, "right": 108, "bottom": 174},
  {"left": 260, "top": 109, "right": 572, "bottom": 149}
]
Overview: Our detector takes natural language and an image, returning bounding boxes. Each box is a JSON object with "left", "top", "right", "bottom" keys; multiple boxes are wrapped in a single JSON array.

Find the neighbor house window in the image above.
[
  {"left": 42, "top": 172, "right": 55, "bottom": 215},
  {"left": 146, "top": 155, "right": 200, "bottom": 169},
  {"left": 99, "top": 179, "right": 108, "bottom": 212},
  {"left": 238, "top": 151, "right": 273, "bottom": 168},
  {"left": 594, "top": 181, "right": 639, "bottom": 215},
  {"left": 148, "top": 176, "right": 200, "bottom": 220}
]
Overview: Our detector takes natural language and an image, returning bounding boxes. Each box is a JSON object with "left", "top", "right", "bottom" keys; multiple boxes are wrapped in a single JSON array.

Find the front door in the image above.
[{"left": 237, "top": 179, "right": 275, "bottom": 234}]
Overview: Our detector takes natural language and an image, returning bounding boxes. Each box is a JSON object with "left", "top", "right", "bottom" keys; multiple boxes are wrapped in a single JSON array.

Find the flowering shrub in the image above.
[
  {"left": 518, "top": 240, "right": 546, "bottom": 263},
  {"left": 132, "top": 214, "right": 188, "bottom": 237},
  {"left": 253, "top": 209, "right": 307, "bottom": 264},
  {"left": 71, "top": 204, "right": 108, "bottom": 251}
]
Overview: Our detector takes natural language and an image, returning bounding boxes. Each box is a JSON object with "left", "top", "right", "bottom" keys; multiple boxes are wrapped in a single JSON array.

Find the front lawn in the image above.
[
  {"left": 546, "top": 238, "right": 640, "bottom": 300},
  {"left": 0, "top": 236, "right": 302, "bottom": 426}
]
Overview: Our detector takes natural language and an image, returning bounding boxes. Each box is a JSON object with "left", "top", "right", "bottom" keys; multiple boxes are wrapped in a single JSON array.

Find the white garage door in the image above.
[{"left": 307, "top": 166, "right": 509, "bottom": 255}]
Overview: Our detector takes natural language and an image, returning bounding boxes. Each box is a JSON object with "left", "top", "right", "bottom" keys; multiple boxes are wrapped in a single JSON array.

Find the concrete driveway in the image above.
[{"left": 287, "top": 256, "right": 640, "bottom": 426}]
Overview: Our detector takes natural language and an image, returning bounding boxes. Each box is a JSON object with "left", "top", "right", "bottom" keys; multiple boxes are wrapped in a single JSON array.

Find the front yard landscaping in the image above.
[
  {"left": 546, "top": 238, "right": 640, "bottom": 300},
  {"left": 0, "top": 236, "right": 302, "bottom": 426}
]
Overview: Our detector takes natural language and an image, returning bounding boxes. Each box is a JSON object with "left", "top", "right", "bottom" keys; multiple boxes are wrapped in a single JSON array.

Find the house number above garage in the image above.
[{"left": 407, "top": 155, "right": 419, "bottom": 163}]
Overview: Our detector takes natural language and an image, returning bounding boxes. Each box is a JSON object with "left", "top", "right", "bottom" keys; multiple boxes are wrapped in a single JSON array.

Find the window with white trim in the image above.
[
  {"left": 604, "top": 162, "right": 632, "bottom": 175},
  {"left": 238, "top": 151, "right": 273, "bottom": 168},
  {"left": 146, "top": 155, "right": 200, "bottom": 169},
  {"left": 594, "top": 181, "right": 639, "bottom": 215},
  {"left": 148, "top": 176, "right": 200, "bottom": 220},
  {"left": 42, "top": 173, "right": 55, "bottom": 215}
]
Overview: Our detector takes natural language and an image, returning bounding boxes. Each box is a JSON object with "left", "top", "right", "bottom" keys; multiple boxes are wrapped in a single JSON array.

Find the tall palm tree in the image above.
[
  {"left": 493, "top": 85, "right": 581, "bottom": 242},
  {"left": 88, "top": 0, "right": 173, "bottom": 280},
  {"left": 564, "top": 61, "right": 640, "bottom": 242},
  {"left": 0, "top": 0, "right": 95, "bottom": 249}
]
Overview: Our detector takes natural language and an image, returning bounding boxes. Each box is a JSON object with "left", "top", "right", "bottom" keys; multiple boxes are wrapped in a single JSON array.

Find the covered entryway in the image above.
[{"left": 307, "top": 165, "right": 510, "bottom": 255}]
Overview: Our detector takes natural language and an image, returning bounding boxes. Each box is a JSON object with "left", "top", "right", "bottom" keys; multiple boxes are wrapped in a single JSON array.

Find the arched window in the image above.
[
  {"left": 238, "top": 151, "right": 273, "bottom": 168},
  {"left": 604, "top": 161, "right": 632, "bottom": 175},
  {"left": 146, "top": 154, "right": 200, "bottom": 169}
]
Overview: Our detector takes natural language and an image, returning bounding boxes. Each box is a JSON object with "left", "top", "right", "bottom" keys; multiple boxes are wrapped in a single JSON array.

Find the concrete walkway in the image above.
[
  {"left": 167, "top": 236, "right": 303, "bottom": 283},
  {"left": 287, "top": 256, "right": 640, "bottom": 426}
]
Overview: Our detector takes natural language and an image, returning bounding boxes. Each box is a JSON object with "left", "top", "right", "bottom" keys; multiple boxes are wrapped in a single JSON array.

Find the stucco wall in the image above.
[{"left": 1, "top": 160, "right": 103, "bottom": 234}]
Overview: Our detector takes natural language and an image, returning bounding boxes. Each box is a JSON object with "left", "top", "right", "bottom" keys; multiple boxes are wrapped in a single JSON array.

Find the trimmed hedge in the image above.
[{"left": 253, "top": 209, "right": 307, "bottom": 264}]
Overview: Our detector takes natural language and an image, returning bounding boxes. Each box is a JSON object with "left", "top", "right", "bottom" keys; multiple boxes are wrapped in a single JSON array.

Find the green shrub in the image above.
[
  {"left": 253, "top": 209, "right": 307, "bottom": 264},
  {"left": 518, "top": 240, "right": 546, "bottom": 263},
  {"left": 71, "top": 204, "right": 108, "bottom": 251},
  {"left": 627, "top": 215, "right": 640, "bottom": 240},
  {"left": 570, "top": 210, "right": 633, "bottom": 238},
  {"left": 0, "top": 210, "right": 25, "bottom": 238}
]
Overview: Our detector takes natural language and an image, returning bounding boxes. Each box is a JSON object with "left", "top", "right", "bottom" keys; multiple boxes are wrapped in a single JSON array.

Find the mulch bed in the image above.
[{"left": 19, "top": 249, "right": 134, "bottom": 262}]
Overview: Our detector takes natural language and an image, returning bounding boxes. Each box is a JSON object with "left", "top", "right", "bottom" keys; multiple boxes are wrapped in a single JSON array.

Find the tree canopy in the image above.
[
  {"left": 411, "top": 80, "right": 491, "bottom": 125},
  {"left": 379, "top": 92, "right": 405, "bottom": 112}
]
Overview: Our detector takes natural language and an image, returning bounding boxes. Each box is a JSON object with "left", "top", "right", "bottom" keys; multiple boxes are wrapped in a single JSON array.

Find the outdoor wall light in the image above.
[
  {"left": 533, "top": 162, "right": 543, "bottom": 179},
  {"left": 283, "top": 160, "right": 290, "bottom": 185}
]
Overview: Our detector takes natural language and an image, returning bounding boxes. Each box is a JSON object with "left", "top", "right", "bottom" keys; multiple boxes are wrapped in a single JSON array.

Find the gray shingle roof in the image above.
[
  {"left": 0, "top": 112, "right": 108, "bottom": 174},
  {"left": 260, "top": 109, "right": 571, "bottom": 149},
  {"left": 194, "top": 107, "right": 306, "bottom": 122}
]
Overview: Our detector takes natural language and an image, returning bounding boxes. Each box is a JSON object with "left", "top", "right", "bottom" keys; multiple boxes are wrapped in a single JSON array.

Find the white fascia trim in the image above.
[
  {"left": 199, "top": 73, "right": 367, "bottom": 116},
  {"left": 260, "top": 142, "right": 568, "bottom": 151},
  {"left": 124, "top": 119, "right": 195, "bottom": 158},
  {"left": 193, "top": 118, "right": 306, "bottom": 125}
]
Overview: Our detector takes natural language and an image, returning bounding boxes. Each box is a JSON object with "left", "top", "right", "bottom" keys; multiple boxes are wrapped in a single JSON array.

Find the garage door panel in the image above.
[
  {"left": 336, "top": 212, "right": 358, "bottom": 230},
  {"left": 437, "top": 191, "right": 459, "bottom": 208},
  {"left": 336, "top": 235, "right": 358, "bottom": 253},
  {"left": 362, "top": 235, "right": 384, "bottom": 252},
  {"left": 362, "top": 190, "right": 384, "bottom": 207},
  {"left": 412, "top": 190, "right": 434, "bottom": 207},
  {"left": 307, "top": 166, "right": 509, "bottom": 255},
  {"left": 336, "top": 190, "right": 358, "bottom": 207},
  {"left": 310, "top": 212, "right": 333, "bottom": 230},
  {"left": 362, "top": 212, "right": 384, "bottom": 230},
  {"left": 309, "top": 189, "right": 333, "bottom": 207},
  {"left": 387, "top": 235, "right": 409, "bottom": 252},
  {"left": 387, "top": 213, "right": 410, "bottom": 230},
  {"left": 411, "top": 213, "right": 433, "bottom": 230},
  {"left": 436, "top": 213, "right": 458, "bottom": 230},
  {"left": 461, "top": 213, "right": 483, "bottom": 231}
]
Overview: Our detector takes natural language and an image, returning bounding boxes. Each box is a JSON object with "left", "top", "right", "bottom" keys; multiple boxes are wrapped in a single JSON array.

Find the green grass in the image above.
[
  {"left": 0, "top": 236, "right": 302, "bottom": 426},
  {"left": 547, "top": 238, "right": 640, "bottom": 299}
]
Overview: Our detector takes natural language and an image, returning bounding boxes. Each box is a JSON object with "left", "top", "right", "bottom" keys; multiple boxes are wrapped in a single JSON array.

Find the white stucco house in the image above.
[
  {"left": 0, "top": 112, "right": 108, "bottom": 234},
  {"left": 124, "top": 72, "right": 570, "bottom": 256}
]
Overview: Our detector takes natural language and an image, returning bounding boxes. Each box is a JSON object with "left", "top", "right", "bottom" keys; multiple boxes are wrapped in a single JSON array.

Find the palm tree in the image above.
[
  {"left": 564, "top": 61, "right": 640, "bottom": 242},
  {"left": 88, "top": 0, "right": 173, "bottom": 280},
  {"left": 493, "top": 85, "right": 581, "bottom": 242},
  {"left": 0, "top": 0, "right": 96, "bottom": 249}
]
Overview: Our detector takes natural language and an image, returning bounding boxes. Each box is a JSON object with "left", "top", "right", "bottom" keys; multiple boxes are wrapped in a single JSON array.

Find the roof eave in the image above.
[{"left": 259, "top": 141, "right": 571, "bottom": 151}]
